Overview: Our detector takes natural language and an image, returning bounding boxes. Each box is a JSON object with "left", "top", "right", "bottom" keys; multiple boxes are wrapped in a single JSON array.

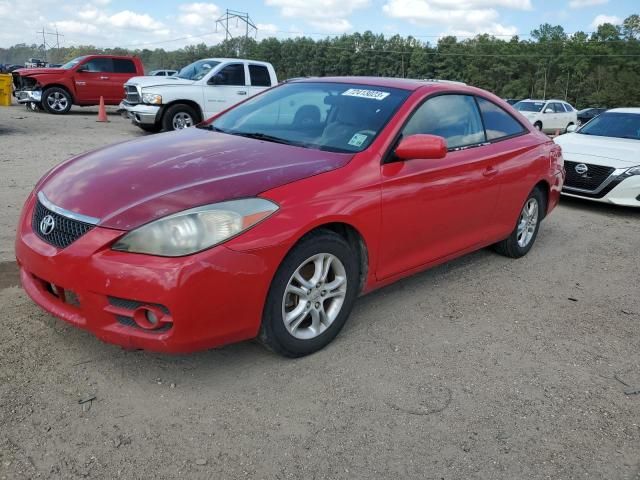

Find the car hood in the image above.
[
  {"left": 554, "top": 133, "right": 640, "bottom": 168},
  {"left": 38, "top": 128, "right": 354, "bottom": 230},
  {"left": 126, "top": 76, "right": 196, "bottom": 88},
  {"left": 14, "top": 68, "right": 64, "bottom": 76}
]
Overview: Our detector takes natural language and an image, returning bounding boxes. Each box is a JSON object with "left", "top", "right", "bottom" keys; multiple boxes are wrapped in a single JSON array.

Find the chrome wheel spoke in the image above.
[{"left": 282, "top": 252, "right": 348, "bottom": 340}]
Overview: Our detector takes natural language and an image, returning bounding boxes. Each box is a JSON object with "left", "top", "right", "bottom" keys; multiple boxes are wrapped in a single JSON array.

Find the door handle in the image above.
[
  {"left": 237, "top": 91, "right": 247, "bottom": 95},
  {"left": 100, "top": 76, "right": 109, "bottom": 80},
  {"left": 483, "top": 166, "right": 499, "bottom": 177}
]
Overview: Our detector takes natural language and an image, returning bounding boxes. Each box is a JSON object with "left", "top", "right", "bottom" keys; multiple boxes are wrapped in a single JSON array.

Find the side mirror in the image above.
[
  {"left": 208, "top": 73, "right": 223, "bottom": 85},
  {"left": 394, "top": 134, "right": 447, "bottom": 161},
  {"left": 544, "top": 108, "right": 554, "bottom": 114},
  {"left": 567, "top": 124, "right": 578, "bottom": 133}
]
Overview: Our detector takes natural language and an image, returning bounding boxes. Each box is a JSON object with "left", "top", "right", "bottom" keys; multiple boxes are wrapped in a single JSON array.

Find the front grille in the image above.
[
  {"left": 564, "top": 160, "right": 615, "bottom": 191},
  {"left": 124, "top": 85, "right": 140, "bottom": 104},
  {"left": 32, "top": 199, "right": 94, "bottom": 249}
]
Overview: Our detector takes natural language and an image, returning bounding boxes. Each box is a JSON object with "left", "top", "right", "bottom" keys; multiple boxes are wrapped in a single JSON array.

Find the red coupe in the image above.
[{"left": 15, "top": 77, "right": 564, "bottom": 357}]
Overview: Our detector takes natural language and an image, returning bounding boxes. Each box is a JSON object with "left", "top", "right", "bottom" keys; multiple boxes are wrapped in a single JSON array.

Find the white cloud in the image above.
[
  {"left": 178, "top": 2, "right": 221, "bottom": 27},
  {"left": 266, "top": 0, "right": 369, "bottom": 32},
  {"left": 569, "top": 0, "right": 607, "bottom": 8},
  {"left": 382, "top": 0, "right": 522, "bottom": 36},
  {"left": 590, "top": 14, "right": 622, "bottom": 28}
]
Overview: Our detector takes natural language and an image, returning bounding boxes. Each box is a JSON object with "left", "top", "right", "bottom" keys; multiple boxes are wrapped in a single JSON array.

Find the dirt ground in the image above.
[{"left": 0, "top": 103, "right": 639, "bottom": 480}]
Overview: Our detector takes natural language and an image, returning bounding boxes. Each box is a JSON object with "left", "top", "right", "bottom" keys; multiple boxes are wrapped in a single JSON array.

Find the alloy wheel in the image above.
[
  {"left": 517, "top": 198, "right": 539, "bottom": 247},
  {"left": 282, "top": 253, "right": 347, "bottom": 340},
  {"left": 46, "top": 92, "right": 68, "bottom": 112},
  {"left": 172, "top": 112, "right": 194, "bottom": 130}
]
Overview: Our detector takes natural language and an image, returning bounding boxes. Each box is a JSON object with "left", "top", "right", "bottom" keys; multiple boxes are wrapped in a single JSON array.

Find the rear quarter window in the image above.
[{"left": 476, "top": 97, "right": 526, "bottom": 140}]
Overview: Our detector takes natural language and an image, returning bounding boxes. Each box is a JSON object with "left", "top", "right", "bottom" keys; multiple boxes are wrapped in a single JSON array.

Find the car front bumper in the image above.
[
  {"left": 118, "top": 100, "right": 160, "bottom": 126},
  {"left": 15, "top": 193, "right": 279, "bottom": 353},
  {"left": 15, "top": 89, "right": 42, "bottom": 103},
  {"left": 562, "top": 173, "right": 640, "bottom": 207}
]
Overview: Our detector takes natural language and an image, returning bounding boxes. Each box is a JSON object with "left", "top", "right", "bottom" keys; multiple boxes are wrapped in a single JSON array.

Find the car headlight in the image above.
[
  {"left": 623, "top": 165, "right": 640, "bottom": 176},
  {"left": 112, "top": 198, "right": 278, "bottom": 256},
  {"left": 142, "top": 93, "right": 162, "bottom": 105}
]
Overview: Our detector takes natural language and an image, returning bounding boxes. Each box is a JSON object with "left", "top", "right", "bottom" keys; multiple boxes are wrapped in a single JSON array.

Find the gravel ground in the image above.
[{"left": 0, "top": 103, "right": 639, "bottom": 480}]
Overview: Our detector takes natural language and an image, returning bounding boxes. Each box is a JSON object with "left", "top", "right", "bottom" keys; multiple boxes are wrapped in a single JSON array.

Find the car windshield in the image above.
[
  {"left": 176, "top": 60, "right": 220, "bottom": 81},
  {"left": 578, "top": 112, "right": 640, "bottom": 140},
  {"left": 207, "top": 82, "right": 411, "bottom": 153},
  {"left": 60, "top": 56, "right": 87, "bottom": 69},
  {"left": 514, "top": 101, "right": 545, "bottom": 113}
]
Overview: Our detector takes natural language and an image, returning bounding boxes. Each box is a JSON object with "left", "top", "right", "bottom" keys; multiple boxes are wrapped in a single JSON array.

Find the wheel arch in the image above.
[
  {"left": 533, "top": 179, "right": 550, "bottom": 218},
  {"left": 292, "top": 221, "right": 370, "bottom": 295},
  {"left": 42, "top": 84, "right": 75, "bottom": 103},
  {"left": 160, "top": 99, "right": 204, "bottom": 123}
]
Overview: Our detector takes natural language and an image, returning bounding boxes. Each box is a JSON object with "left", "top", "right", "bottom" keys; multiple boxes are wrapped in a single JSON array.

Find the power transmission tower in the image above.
[
  {"left": 36, "top": 27, "right": 64, "bottom": 63},
  {"left": 215, "top": 9, "right": 257, "bottom": 56}
]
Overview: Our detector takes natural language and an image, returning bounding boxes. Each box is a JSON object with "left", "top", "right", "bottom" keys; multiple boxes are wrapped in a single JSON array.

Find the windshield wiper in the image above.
[
  {"left": 230, "top": 131, "right": 297, "bottom": 146},
  {"left": 197, "top": 124, "right": 226, "bottom": 132}
]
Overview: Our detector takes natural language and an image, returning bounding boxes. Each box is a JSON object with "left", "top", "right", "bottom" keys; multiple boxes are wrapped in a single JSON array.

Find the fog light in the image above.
[{"left": 133, "top": 306, "right": 166, "bottom": 330}]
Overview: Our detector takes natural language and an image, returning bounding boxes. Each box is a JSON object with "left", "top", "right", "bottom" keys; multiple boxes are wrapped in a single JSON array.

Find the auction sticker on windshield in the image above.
[
  {"left": 342, "top": 88, "right": 390, "bottom": 100},
  {"left": 348, "top": 133, "right": 368, "bottom": 147}
]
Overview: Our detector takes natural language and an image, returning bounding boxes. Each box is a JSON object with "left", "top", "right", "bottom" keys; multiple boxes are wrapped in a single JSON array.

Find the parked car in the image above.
[
  {"left": 16, "top": 77, "right": 563, "bottom": 356},
  {"left": 120, "top": 58, "right": 277, "bottom": 132},
  {"left": 504, "top": 98, "right": 522, "bottom": 106},
  {"left": 554, "top": 108, "right": 640, "bottom": 207},
  {"left": 514, "top": 99, "right": 578, "bottom": 133},
  {"left": 12, "top": 55, "right": 144, "bottom": 114},
  {"left": 148, "top": 69, "right": 178, "bottom": 77},
  {"left": 25, "top": 58, "right": 46, "bottom": 68},
  {"left": 576, "top": 107, "right": 607, "bottom": 126}
]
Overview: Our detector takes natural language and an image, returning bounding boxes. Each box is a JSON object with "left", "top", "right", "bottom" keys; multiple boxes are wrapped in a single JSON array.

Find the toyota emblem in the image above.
[
  {"left": 575, "top": 163, "right": 588, "bottom": 175},
  {"left": 40, "top": 215, "right": 56, "bottom": 236}
]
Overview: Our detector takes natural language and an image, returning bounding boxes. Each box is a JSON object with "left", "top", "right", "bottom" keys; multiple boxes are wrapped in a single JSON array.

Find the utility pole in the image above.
[{"left": 215, "top": 9, "right": 257, "bottom": 56}]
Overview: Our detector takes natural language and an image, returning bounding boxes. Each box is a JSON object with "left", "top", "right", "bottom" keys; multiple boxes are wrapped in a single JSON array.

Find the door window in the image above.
[
  {"left": 113, "top": 59, "right": 136, "bottom": 73},
  {"left": 82, "top": 58, "right": 113, "bottom": 72},
  {"left": 551, "top": 103, "right": 565, "bottom": 113},
  {"left": 476, "top": 97, "right": 526, "bottom": 140},
  {"left": 402, "top": 94, "right": 485, "bottom": 149},
  {"left": 249, "top": 65, "right": 272, "bottom": 87},
  {"left": 214, "top": 64, "right": 246, "bottom": 86}
]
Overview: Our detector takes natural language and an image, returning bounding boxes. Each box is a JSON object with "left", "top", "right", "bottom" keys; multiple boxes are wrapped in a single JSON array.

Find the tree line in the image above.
[{"left": 2, "top": 14, "right": 639, "bottom": 109}]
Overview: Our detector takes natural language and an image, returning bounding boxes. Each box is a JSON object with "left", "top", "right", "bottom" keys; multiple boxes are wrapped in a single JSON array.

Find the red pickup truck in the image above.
[{"left": 13, "top": 55, "right": 144, "bottom": 114}]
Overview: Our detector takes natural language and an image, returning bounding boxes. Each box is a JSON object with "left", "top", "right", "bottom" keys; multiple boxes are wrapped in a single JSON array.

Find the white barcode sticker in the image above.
[{"left": 341, "top": 88, "right": 390, "bottom": 101}]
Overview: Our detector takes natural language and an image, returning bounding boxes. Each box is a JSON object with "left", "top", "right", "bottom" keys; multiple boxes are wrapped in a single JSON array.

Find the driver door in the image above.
[
  {"left": 378, "top": 94, "right": 501, "bottom": 279},
  {"left": 203, "top": 63, "right": 249, "bottom": 117}
]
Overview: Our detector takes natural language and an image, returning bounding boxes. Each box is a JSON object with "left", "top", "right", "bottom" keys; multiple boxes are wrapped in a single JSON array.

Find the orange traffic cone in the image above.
[{"left": 96, "top": 96, "right": 109, "bottom": 122}]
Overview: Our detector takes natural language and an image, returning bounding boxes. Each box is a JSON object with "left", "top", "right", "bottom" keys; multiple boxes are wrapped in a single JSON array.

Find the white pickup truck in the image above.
[{"left": 119, "top": 58, "right": 277, "bottom": 132}]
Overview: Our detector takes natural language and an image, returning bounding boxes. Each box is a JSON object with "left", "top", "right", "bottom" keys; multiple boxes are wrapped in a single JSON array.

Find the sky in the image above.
[{"left": 0, "top": 0, "right": 637, "bottom": 49}]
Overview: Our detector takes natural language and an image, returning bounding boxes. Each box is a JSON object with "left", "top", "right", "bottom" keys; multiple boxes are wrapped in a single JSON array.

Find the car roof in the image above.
[
  {"left": 520, "top": 99, "right": 569, "bottom": 103},
  {"left": 289, "top": 76, "right": 475, "bottom": 92},
  {"left": 607, "top": 108, "right": 640, "bottom": 114},
  {"left": 201, "top": 58, "right": 272, "bottom": 66}
]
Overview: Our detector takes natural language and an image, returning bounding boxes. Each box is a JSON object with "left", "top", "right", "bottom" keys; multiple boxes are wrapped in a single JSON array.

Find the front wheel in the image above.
[
  {"left": 162, "top": 104, "right": 198, "bottom": 131},
  {"left": 259, "top": 230, "right": 359, "bottom": 357},
  {"left": 42, "top": 87, "right": 72, "bottom": 114},
  {"left": 493, "top": 187, "right": 545, "bottom": 258}
]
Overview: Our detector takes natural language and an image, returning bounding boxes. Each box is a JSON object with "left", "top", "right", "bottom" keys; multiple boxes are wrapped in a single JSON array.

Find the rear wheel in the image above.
[
  {"left": 162, "top": 104, "right": 198, "bottom": 131},
  {"left": 493, "top": 187, "right": 545, "bottom": 258},
  {"left": 259, "top": 230, "right": 359, "bottom": 357},
  {"left": 534, "top": 121, "right": 543, "bottom": 132},
  {"left": 42, "top": 87, "right": 72, "bottom": 114}
]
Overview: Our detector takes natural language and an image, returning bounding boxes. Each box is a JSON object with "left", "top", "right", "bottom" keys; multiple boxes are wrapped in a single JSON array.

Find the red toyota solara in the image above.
[{"left": 16, "top": 77, "right": 564, "bottom": 357}]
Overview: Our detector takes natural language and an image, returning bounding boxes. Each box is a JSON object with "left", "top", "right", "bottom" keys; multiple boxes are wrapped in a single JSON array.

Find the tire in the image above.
[
  {"left": 534, "top": 121, "right": 543, "bottom": 132},
  {"left": 493, "top": 187, "right": 546, "bottom": 259},
  {"left": 162, "top": 104, "right": 198, "bottom": 131},
  {"left": 138, "top": 123, "right": 162, "bottom": 133},
  {"left": 41, "top": 87, "right": 72, "bottom": 114},
  {"left": 259, "top": 230, "right": 360, "bottom": 357}
]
